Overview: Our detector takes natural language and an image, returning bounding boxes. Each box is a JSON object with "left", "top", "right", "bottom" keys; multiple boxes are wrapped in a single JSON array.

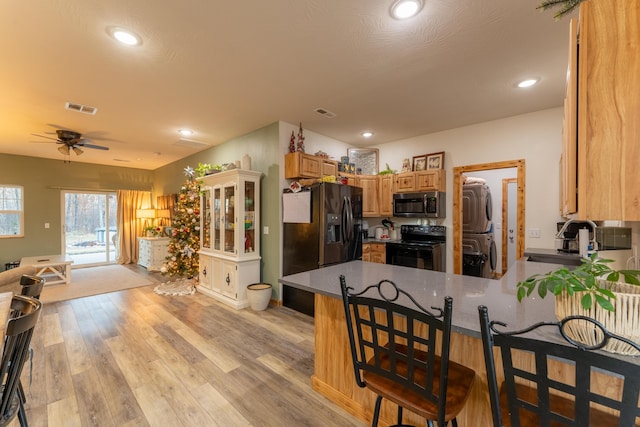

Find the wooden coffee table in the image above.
[{"left": 20, "top": 255, "right": 73, "bottom": 285}]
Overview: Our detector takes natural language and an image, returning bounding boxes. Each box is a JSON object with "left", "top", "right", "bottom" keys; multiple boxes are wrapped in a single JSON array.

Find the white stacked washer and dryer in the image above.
[{"left": 462, "top": 181, "right": 496, "bottom": 278}]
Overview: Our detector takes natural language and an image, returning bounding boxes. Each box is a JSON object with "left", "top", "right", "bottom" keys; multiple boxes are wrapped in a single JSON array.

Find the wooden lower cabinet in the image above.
[
  {"left": 197, "top": 253, "right": 260, "bottom": 309},
  {"left": 362, "top": 243, "right": 385, "bottom": 264}
]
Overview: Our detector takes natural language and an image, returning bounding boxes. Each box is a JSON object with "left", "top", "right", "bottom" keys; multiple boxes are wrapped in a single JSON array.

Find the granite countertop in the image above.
[{"left": 279, "top": 259, "right": 561, "bottom": 338}]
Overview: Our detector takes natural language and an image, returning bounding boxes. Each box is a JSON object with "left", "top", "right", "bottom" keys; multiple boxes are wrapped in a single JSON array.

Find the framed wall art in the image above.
[
  {"left": 347, "top": 148, "right": 379, "bottom": 175},
  {"left": 426, "top": 151, "right": 445, "bottom": 170},
  {"left": 412, "top": 155, "right": 426, "bottom": 171}
]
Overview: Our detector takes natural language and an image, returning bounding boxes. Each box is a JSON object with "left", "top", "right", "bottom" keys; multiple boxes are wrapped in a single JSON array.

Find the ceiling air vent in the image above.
[
  {"left": 173, "top": 138, "right": 210, "bottom": 149},
  {"left": 65, "top": 102, "right": 98, "bottom": 115},
  {"left": 314, "top": 107, "right": 336, "bottom": 118}
]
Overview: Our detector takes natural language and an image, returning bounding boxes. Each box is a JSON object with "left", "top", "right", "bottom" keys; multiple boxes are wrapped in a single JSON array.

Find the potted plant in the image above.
[{"left": 517, "top": 253, "right": 640, "bottom": 354}]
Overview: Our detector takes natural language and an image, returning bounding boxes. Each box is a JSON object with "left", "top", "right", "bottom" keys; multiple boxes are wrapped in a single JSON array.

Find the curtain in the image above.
[
  {"left": 157, "top": 194, "right": 177, "bottom": 225},
  {"left": 116, "top": 190, "right": 151, "bottom": 264}
]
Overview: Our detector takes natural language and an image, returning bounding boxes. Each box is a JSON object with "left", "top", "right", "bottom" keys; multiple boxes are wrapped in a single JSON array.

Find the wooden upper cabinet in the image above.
[
  {"left": 285, "top": 152, "right": 321, "bottom": 179},
  {"left": 395, "top": 172, "right": 416, "bottom": 193},
  {"left": 395, "top": 170, "right": 445, "bottom": 193},
  {"left": 322, "top": 159, "right": 338, "bottom": 177},
  {"left": 355, "top": 175, "right": 379, "bottom": 217},
  {"left": 379, "top": 175, "right": 394, "bottom": 216},
  {"left": 577, "top": 0, "right": 640, "bottom": 220},
  {"left": 560, "top": 18, "right": 578, "bottom": 216},
  {"left": 416, "top": 170, "right": 445, "bottom": 192}
]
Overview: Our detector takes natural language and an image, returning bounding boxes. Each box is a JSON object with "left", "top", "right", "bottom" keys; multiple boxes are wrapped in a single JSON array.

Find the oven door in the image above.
[{"left": 386, "top": 242, "right": 445, "bottom": 272}]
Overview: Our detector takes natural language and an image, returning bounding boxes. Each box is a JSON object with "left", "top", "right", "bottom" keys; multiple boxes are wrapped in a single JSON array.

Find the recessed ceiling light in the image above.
[
  {"left": 390, "top": 0, "right": 424, "bottom": 20},
  {"left": 179, "top": 129, "right": 194, "bottom": 136},
  {"left": 107, "top": 27, "right": 142, "bottom": 46},
  {"left": 362, "top": 131, "right": 374, "bottom": 138},
  {"left": 517, "top": 78, "right": 539, "bottom": 88}
]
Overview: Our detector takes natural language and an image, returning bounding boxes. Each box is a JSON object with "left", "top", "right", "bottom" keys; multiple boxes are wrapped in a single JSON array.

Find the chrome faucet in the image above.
[{"left": 555, "top": 219, "right": 598, "bottom": 251}]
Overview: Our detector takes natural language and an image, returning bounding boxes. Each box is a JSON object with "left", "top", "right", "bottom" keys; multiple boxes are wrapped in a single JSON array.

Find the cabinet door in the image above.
[
  {"left": 395, "top": 172, "right": 415, "bottom": 193},
  {"left": 213, "top": 187, "right": 221, "bottom": 251},
  {"left": 199, "top": 255, "right": 213, "bottom": 290},
  {"left": 201, "top": 188, "right": 211, "bottom": 249},
  {"left": 578, "top": 0, "right": 640, "bottom": 220},
  {"left": 362, "top": 243, "right": 371, "bottom": 262},
  {"left": 220, "top": 261, "right": 237, "bottom": 299},
  {"left": 561, "top": 18, "right": 578, "bottom": 216},
  {"left": 356, "top": 176, "right": 379, "bottom": 217},
  {"left": 223, "top": 184, "right": 236, "bottom": 254},
  {"left": 284, "top": 152, "right": 321, "bottom": 178},
  {"left": 416, "top": 170, "right": 444, "bottom": 191},
  {"left": 242, "top": 180, "right": 257, "bottom": 255},
  {"left": 322, "top": 160, "right": 338, "bottom": 177},
  {"left": 379, "top": 175, "right": 394, "bottom": 216},
  {"left": 371, "top": 243, "right": 386, "bottom": 264}
]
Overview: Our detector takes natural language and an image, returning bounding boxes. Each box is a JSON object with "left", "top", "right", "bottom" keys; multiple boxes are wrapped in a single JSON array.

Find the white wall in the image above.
[{"left": 375, "top": 107, "right": 564, "bottom": 272}]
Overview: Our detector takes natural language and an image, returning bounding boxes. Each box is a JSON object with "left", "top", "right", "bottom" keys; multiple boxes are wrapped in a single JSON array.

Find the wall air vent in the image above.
[
  {"left": 65, "top": 102, "right": 98, "bottom": 115},
  {"left": 314, "top": 107, "right": 337, "bottom": 118}
]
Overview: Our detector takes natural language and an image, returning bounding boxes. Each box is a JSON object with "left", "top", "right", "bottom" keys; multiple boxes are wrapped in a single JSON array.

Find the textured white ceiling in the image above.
[{"left": 0, "top": 0, "right": 573, "bottom": 169}]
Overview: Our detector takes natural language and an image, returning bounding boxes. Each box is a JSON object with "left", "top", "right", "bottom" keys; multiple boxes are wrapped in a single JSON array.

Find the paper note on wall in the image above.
[{"left": 283, "top": 192, "right": 311, "bottom": 223}]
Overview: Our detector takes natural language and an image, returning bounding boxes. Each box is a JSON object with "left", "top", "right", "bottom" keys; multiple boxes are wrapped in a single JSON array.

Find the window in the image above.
[{"left": 0, "top": 186, "right": 24, "bottom": 237}]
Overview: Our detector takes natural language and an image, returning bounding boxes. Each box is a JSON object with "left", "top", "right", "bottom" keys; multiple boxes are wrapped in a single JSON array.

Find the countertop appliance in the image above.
[
  {"left": 283, "top": 182, "right": 363, "bottom": 316},
  {"left": 385, "top": 225, "right": 446, "bottom": 272},
  {"left": 393, "top": 191, "right": 445, "bottom": 218}
]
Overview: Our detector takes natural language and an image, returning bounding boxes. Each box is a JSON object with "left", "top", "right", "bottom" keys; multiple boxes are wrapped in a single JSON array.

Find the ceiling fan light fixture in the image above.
[
  {"left": 108, "top": 26, "right": 142, "bottom": 46},
  {"left": 390, "top": 0, "right": 424, "bottom": 20},
  {"left": 72, "top": 147, "right": 84, "bottom": 156},
  {"left": 58, "top": 145, "right": 70, "bottom": 155}
]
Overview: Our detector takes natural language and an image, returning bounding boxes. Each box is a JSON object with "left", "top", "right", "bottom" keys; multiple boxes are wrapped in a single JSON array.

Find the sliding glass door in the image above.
[{"left": 62, "top": 191, "right": 117, "bottom": 267}]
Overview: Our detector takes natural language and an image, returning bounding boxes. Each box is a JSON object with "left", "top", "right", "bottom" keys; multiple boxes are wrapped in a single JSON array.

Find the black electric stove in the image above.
[{"left": 386, "top": 225, "right": 447, "bottom": 271}]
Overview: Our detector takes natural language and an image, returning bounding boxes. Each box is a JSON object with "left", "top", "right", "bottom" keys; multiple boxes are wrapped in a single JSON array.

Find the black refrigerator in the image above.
[{"left": 282, "top": 182, "right": 363, "bottom": 316}]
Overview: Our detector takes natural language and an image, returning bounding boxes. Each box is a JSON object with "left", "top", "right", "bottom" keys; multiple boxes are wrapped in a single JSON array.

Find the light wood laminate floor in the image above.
[{"left": 15, "top": 267, "right": 365, "bottom": 427}]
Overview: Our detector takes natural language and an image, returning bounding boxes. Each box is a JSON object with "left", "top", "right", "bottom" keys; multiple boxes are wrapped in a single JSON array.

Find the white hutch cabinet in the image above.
[{"left": 197, "top": 169, "right": 261, "bottom": 309}]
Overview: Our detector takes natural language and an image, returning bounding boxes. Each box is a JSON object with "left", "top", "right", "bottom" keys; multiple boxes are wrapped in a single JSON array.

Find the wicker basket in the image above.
[{"left": 555, "top": 280, "right": 640, "bottom": 356}]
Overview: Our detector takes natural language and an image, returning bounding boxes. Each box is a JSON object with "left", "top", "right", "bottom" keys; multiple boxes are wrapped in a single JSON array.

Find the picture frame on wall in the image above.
[
  {"left": 412, "top": 155, "right": 426, "bottom": 171},
  {"left": 426, "top": 151, "right": 445, "bottom": 170}
]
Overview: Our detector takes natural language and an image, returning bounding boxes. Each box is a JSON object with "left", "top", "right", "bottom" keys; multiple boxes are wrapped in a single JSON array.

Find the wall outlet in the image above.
[
  {"left": 528, "top": 228, "right": 541, "bottom": 238},
  {"left": 44, "top": 223, "right": 50, "bottom": 229},
  {"left": 263, "top": 226, "right": 269, "bottom": 235}
]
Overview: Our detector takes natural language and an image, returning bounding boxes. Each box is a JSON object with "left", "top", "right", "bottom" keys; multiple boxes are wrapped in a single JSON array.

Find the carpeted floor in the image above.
[{"left": 40, "top": 264, "right": 154, "bottom": 303}]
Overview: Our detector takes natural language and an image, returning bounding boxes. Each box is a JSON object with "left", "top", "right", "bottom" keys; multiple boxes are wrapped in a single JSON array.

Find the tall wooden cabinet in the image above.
[
  {"left": 570, "top": 1, "right": 640, "bottom": 220},
  {"left": 197, "top": 169, "right": 262, "bottom": 309}
]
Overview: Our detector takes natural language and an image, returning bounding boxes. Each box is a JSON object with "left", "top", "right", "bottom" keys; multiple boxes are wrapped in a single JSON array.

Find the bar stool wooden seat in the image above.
[
  {"left": 340, "top": 275, "right": 475, "bottom": 427},
  {"left": 478, "top": 305, "right": 640, "bottom": 427}
]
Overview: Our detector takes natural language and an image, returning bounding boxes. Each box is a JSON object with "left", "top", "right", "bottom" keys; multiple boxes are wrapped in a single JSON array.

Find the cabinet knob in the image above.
[
  {"left": 202, "top": 267, "right": 207, "bottom": 277},
  {"left": 226, "top": 273, "right": 230, "bottom": 285}
]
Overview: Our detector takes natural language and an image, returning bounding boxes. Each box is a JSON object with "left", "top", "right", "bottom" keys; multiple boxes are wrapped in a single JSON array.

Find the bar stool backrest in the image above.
[
  {"left": 341, "top": 275, "right": 453, "bottom": 426},
  {"left": 19, "top": 275, "right": 44, "bottom": 299},
  {"left": 478, "top": 305, "right": 640, "bottom": 427}
]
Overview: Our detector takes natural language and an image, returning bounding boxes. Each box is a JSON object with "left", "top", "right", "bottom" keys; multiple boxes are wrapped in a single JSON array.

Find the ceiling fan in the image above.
[{"left": 32, "top": 129, "right": 110, "bottom": 157}]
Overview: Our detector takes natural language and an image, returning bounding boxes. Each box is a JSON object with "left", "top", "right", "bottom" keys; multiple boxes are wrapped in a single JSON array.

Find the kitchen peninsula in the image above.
[{"left": 279, "top": 260, "right": 636, "bottom": 426}]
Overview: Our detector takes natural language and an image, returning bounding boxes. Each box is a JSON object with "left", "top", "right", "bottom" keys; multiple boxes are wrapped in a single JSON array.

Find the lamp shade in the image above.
[
  {"left": 156, "top": 209, "right": 171, "bottom": 219},
  {"left": 136, "top": 209, "right": 156, "bottom": 219}
]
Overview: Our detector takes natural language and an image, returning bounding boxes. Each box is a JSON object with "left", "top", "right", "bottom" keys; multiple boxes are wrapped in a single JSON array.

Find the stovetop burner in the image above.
[{"left": 387, "top": 225, "right": 447, "bottom": 247}]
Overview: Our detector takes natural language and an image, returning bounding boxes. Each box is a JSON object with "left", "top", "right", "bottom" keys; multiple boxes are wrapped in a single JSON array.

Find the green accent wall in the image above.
[
  {"left": 153, "top": 122, "right": 282, "bottom": 297},
  {"left": 0, "top": 153, "right": 153, "bottom": 268}
]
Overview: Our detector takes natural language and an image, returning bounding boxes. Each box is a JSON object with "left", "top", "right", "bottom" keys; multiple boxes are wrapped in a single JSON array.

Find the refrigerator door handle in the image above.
[
  {"left": 346, "top": 196, "right": 354, "bottom": 242},
  {"left": 342, "top": 196, "right": 349, "bottom": 243}
]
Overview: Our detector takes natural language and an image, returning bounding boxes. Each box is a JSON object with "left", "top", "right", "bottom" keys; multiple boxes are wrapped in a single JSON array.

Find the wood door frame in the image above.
[
  {"left": 501, "top": 178, "right": 518, "bottom": 276},
  {"left": 453, "top": 160, "right": 525, "bottom": 275}
]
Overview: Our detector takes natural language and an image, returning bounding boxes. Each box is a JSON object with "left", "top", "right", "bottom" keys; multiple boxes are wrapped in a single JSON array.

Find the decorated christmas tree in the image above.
[{"left": 162, "top": 166, "right": 201, "bottom": 279}]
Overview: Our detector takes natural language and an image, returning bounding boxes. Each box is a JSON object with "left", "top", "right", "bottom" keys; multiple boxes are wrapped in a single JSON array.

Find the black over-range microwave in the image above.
[{"left": 393, "top": 191, "right": 446, "bottom": 218}]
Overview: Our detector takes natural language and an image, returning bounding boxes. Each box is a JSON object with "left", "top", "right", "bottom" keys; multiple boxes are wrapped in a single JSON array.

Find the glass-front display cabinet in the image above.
[{"left": 197, "top": 169, "right": 262, "bottom": 309}]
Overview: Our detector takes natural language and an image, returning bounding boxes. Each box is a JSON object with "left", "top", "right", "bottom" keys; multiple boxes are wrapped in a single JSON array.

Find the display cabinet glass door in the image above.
[
  {"left": 243, "top": 181, "right": 256, "bottom": 254},
  {"left": 213, "top": 187, "right": 221, "bottom": 251},
  {"left": 224, "top": 185, "right": 235, "bottom": 253},
  {"left": 201, "top": 189, "right": 211, "bottom": 249}
]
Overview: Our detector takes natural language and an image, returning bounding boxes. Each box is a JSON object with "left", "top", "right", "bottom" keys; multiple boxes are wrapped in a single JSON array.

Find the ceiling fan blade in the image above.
[
  {"left": 31, "top": 133, "right": 60, "bottom": 142},
  {"left": 82, "top": 143, "right": 109, "bottom": 151}
]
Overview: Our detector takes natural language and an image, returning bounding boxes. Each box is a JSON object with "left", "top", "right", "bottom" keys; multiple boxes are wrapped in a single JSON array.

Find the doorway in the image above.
[
  {"left": 453, "top": 160, "right": 525, "bottom": 275},
  {"left": 62, "top": 191, "right": 117, "bottom": 267}
]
